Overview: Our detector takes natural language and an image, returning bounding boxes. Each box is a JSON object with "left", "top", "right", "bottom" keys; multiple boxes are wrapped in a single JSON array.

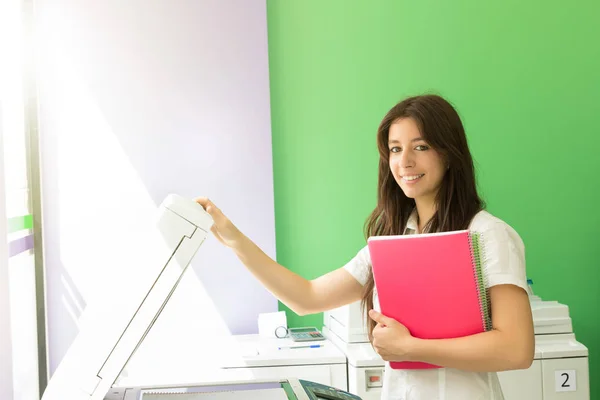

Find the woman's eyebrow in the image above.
[{"left": 388, "top": 137, "right": 425, "bottom": 144}]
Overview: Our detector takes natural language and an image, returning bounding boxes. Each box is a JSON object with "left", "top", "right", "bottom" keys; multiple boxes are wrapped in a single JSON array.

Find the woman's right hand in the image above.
[{"left": 194, "top": 197, "right": 244, "bottom": 248}]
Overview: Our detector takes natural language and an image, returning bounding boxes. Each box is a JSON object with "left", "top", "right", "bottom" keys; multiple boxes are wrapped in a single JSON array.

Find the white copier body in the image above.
[
  {"left": 323, "top": 295, "right": 590, "bottom": 400},
  {"left": 41, "top": 194, "right": 359, "bottom": 400}
]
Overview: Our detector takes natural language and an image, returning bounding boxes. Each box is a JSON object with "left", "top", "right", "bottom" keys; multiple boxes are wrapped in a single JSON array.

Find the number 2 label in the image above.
[{"left": 555, "top": 370, "right": 577, "bottom": 392}]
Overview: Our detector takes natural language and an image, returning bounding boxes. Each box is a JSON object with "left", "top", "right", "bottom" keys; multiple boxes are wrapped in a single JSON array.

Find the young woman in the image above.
[{"left": 196, "top": 94, "right": 534, "bottom": 399}]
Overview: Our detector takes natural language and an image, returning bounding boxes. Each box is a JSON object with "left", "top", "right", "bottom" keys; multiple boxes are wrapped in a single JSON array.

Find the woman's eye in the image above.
[
  {"left": 415, "top": 145, "right": 429, "bottom": 151},
  {"left": 389, "top": 147, "right": 400, "bottom": 153}
]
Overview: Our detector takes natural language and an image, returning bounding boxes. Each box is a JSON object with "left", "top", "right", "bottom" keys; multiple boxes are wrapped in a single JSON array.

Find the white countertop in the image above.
[
  {"left": 220, "top": 334, "right": 346, "bottom": 368},
  {"left": 113, "top": 333, "right": 346, "bottom": 389}
]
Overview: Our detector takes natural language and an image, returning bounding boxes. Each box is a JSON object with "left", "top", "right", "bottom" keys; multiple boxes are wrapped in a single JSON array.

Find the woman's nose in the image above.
[{"left": 399, "top": 150, "right": 415, "bottom": 168}]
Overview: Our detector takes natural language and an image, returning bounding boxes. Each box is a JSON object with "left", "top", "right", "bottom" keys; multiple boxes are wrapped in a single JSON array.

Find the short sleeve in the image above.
[
  {"left": 479, "top": 222, "right": 528, "bottom": 292},
  {"left": 342, "top": 245, "right": 371, "bottom": 286}
]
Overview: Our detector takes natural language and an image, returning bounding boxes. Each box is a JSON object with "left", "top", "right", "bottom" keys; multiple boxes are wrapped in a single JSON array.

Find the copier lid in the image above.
[
  {"left": 530, "top": 299, "right": 573, "bottom": 334},
  {"left": 162, "top": 194, "right": 214, "bottom": 229},
  {"left": 536, "top": 334, "right": 589, "bottom": 359},
  {"left": 41, "top": 194, "right": 213, "bottom": 400}
]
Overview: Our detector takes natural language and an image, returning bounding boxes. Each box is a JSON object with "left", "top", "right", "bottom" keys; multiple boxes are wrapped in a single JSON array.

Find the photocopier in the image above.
[
  {"left": 323, "top": 293, "right": 590, "bottom": 400},
  {"left": 41, "top": 194, "right": 361, "bottom": 400}
]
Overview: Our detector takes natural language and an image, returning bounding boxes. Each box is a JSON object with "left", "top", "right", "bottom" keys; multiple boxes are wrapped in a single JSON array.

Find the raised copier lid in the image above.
[{"left": 41, "top": 194, "right": 214, "bottom": 400}]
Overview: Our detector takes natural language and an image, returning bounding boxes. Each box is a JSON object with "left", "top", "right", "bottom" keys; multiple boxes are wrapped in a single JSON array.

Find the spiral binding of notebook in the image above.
[{"left": 468, "top": 231, "right": 492, "bottom": 332}]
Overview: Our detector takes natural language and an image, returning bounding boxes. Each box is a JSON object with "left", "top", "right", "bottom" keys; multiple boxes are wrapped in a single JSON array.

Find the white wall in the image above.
[
  {"left": 0, "top": 106, "right": 15, "bottom": 400},
  {"left": 1, "top": 2, "right": 17, "bottom": 397},
  {"left": 35, "top": 0, "right": 277, "bottom": 379}
]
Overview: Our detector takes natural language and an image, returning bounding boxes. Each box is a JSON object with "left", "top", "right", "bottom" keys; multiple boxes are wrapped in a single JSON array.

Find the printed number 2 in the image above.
[{"left": 555, "top": 370, "right": 577, "bottom": 392}]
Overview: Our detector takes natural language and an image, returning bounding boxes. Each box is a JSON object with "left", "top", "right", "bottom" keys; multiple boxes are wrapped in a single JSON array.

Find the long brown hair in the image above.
[{"left": 361, "top": 94, "right": 484, "bottom": 340}]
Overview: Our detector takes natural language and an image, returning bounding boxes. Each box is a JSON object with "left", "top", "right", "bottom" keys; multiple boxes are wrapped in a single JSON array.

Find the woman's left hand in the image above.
[{"left": 368, "top": 309, "right": 416, "bottom": 362}]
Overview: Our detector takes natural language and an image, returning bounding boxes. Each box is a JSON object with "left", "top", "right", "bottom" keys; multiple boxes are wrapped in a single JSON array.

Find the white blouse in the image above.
[{"left": 343, "top": 209, "right": 528, "bottom": 400}]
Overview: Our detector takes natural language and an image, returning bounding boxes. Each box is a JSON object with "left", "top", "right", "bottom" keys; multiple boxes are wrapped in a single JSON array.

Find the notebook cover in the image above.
[{"left": 367, "top": 230, "right": 488, "bottom": 369}]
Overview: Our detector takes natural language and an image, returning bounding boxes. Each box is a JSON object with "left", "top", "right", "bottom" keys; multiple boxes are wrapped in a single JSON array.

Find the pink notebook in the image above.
[{"left": 367, "top": 229, "right": 491, "bottom": 369}]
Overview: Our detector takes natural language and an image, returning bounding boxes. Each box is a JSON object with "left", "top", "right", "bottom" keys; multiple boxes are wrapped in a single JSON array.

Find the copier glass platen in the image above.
[{"left": 118, "top": 378, "right": 362, "bottom": 400}]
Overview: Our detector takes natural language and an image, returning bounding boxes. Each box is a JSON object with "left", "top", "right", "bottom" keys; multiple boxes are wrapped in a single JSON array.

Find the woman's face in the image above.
[{"left": 388, "top": 118, "right": 447, "bottom": 205}]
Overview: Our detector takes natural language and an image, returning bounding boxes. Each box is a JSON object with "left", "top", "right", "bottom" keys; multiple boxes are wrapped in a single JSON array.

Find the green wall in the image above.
[{"left": 267, "top": 0, "right": 599, "bottom": 397}]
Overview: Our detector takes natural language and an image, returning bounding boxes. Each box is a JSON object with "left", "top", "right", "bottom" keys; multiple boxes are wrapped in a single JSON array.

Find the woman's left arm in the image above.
[{"left": 370, "top": 284, "right": 535, "bottom": 372}]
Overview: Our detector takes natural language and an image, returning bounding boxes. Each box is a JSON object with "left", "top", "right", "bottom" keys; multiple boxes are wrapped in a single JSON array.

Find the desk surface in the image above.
[
  {"left": 114, "top": 334, "right": 346, "bottom": 389},
  {"left": 221, "top": 334, "right": 346, "bottom": 368}
]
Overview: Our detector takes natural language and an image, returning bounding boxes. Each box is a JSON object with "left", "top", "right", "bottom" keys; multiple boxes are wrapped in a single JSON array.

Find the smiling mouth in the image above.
[{"left": 402, "top": 174, "right": 424, "bottom": 182}]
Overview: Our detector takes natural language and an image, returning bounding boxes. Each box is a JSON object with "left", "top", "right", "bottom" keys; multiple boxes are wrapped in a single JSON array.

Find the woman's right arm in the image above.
[{"left": 196, "top": 197, "right": 364, "bottom": 315}]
